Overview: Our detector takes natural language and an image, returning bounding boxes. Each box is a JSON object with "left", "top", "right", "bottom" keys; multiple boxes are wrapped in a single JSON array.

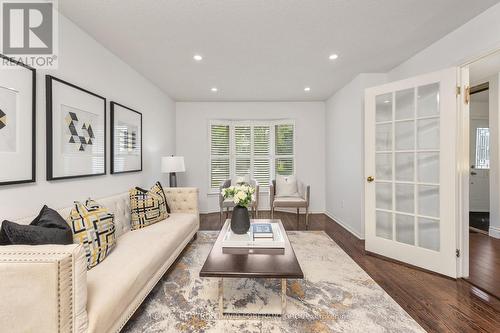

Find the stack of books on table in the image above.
[{"left": 252, "top": 223, "right": 274, "bottom": 241}]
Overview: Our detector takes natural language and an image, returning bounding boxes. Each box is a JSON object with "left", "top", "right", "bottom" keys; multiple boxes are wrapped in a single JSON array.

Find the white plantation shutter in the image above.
[
  {"left": 209, "top": 121, "right": 294, "bottom": 191},
  {"left": 210, "top": 124, "right": 230, "bottom": 188},
  {"left": 275, "top": 124, "right": 294, "bottom": 176},
  {"left": 235, "top": 126, "right": 251, "bottom": 176},
  {"left": 253, "top": 126, "right": 271, "bottom": 187}
]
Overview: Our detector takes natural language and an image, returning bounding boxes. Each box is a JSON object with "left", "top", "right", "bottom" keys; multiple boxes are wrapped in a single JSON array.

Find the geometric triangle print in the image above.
[{"left": 69, "top": 136, "right": 76, "bottom": 144}]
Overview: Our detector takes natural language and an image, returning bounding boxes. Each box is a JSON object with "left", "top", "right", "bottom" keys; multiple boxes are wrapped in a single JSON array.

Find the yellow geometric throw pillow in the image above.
[
  {"left": 129, "top": 182, "right": 169, "bottom": 230},
  {"left": 67, "top": 199, "right": 116, "bottom": 269}
]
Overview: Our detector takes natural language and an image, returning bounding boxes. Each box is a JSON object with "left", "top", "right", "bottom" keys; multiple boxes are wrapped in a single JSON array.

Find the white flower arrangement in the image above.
[{"left": 221, "top": 184, "right": 256, "bottom": 208}]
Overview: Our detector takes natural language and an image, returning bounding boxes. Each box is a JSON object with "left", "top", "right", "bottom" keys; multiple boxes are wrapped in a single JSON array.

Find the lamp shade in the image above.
[{"left": 161, "top": 156, "right": 185, "bottom": 173}]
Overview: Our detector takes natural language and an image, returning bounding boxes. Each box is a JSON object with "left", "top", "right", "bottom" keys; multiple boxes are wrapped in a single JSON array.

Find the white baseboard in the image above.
[
  {"left": 489, "top": 226, "right": 500, "bottom": 239},
  {"left": 324, "top": 211, "right": 364, "bottom": 240}
]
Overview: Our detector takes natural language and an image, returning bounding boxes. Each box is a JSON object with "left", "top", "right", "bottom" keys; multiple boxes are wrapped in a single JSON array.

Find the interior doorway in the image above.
[
  {"left": 469, "top": 85, "right": 490, "bottom": 235},
  {"left": 463, "top": 50, "right": 500, "bottom": 299}
]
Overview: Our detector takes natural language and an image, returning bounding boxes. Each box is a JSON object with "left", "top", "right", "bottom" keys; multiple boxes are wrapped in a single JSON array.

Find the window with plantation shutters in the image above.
[{"left": 209, "top": 120, "right": 294, "bottom": 191}]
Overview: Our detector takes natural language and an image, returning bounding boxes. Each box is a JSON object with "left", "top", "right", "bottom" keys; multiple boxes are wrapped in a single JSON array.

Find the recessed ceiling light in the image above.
[
  {"left": 193, "top": 54, "right": 203, "bottom": 61},
  {"left": 328, "top": 54, "right": 339, "bottom": 60},
  {"left": 384, "top": 100, "right": 390, "bottom": 104},
  {"left": 211, "top": 87, "right": 218, "bottom": 92},
  {"left": 304, "top": 87, "right": 311, "bottom": 92}
]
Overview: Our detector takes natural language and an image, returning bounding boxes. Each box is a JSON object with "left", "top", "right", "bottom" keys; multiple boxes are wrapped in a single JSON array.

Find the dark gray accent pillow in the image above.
[{"left": 0, "top": 205, "right": 73, "bottom": 245}]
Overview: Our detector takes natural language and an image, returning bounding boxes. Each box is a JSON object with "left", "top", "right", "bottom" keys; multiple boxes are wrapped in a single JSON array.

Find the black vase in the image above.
[{"left": 231, "top": 205, "right": 250, "bottom": 234}]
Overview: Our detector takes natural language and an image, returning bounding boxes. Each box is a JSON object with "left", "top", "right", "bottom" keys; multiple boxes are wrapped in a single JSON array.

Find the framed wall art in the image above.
[
  {"left": 46, "top": 75, "right": 106, "bottom": 180},
  {"left": 110, "top": 101, "right": 142, "bottom": 174},
  {"left": 0, "top": 54, "right": 36, "bottom": 186}
]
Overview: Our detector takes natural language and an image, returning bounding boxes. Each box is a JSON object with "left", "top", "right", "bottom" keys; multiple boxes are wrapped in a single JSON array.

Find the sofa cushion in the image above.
[
  {"left": 85, "top": 213, "right": 197, "bottom": 333},
  {"left": 68, "top": 200, "right": 117, "bottom": 269},
  {"left": 130, "top": 182, "right": 169, "bottom": 230}
]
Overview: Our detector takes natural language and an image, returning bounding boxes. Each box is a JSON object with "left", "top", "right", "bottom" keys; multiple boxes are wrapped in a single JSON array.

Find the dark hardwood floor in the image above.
[
  {"left": 468, "top": 231, "right": 500, "bottom": 299},
  {"left": 200, "top": 211, "right": 500, "bottom": 333}
]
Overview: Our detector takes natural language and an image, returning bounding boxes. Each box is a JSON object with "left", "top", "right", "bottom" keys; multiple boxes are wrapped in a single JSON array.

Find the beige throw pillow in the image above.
[{"left": 276, "top": 175, "right": 299, "bottom": 197}]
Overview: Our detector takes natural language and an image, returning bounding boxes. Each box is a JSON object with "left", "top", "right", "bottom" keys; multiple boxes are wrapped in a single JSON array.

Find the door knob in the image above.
[{"left": 367, "top": 176, "right": 375, "bottom": 182}]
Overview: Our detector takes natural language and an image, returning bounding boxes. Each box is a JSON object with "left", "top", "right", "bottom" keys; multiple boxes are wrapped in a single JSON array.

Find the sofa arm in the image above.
[
  {"left": 164, "top": 187, "right": 199, "bottom": 214},
  {"left": 0, "top": 244, "right": 88, "bottom": 333}
]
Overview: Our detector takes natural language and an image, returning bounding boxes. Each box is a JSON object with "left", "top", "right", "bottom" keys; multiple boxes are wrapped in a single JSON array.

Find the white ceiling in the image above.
[{"left": 59, "top": 0, "right": 500, "bottom": 101}]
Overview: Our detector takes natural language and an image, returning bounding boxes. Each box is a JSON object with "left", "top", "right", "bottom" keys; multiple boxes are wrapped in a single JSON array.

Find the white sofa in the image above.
[{"left": 0, "top": 187, "right": 199, "bottom": 333}]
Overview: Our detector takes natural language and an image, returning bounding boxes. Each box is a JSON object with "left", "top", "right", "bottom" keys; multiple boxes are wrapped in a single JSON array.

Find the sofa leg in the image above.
[
  {"left": 297, "top": 208, "right": 300, "bottom": 230},
  {"left": 192, "top": 232, "right": 198, "bottom": 242},
  {"left": 271, "top": 207, "right": 274, "bottom": 220}
]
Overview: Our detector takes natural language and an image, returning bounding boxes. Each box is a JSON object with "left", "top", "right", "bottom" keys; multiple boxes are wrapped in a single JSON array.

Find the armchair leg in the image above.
[
  {"left": 220, "top": 209, "right": 223, "bottom": 226},
  {"left": 271, "top": 207, "right": 274, "bottom": 219},
  {"left": 305, "top": 207, "right": 309, "bottom": 230},
  {"left": 296, "top": 208, "right": 300, "bottom": 230}
]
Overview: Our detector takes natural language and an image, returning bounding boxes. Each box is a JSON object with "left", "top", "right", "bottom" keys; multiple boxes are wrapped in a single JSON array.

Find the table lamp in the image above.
[{"left": 161, "top": 156, "right": 185, "bottom": 187}]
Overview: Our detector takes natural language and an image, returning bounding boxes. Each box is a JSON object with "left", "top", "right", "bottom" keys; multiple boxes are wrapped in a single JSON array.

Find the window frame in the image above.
[{"left": 208, "top": 119, "right": 295, "bottom": 193}]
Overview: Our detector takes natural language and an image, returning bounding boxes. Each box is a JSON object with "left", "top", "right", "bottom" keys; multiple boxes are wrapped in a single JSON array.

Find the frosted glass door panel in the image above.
[
  {"left": 376, "top": 153, "right": 392, "bottom": 180},
  {"left": 418, "top": 185, "right": 440, "bottom": 217},
  {"left": 417, "top": 152, "right": 439, "bottom": 183},
  {"left": 376, "top": 183, "right": 392, "bottom": 210},
  {"left": 418, "top": 218, "right": 440, "bottom": 251},
  {"left": 395, "top": 153, "right": 414, "bottom": 181},
  {"left": 417, "top": 118, "right": 439, "bottom": 150},
  {"left": 396, "top": 214, "right": 415, "bottom": 245},
  {"left": 376, "top": 123, "right": 392, "bottom": 151},
  {"left": 395, "top": 184, "right": 414, "bottom": 213},
  {"left": 376, "top": 93, "right": 392, "bottom": 122},
  {"left": 395, "top": 89, "right": 415, "bottom": 120},
  {"left": 395, "top": 121, "right": 414, "bottom": 150},
  {"left": 376, "top": 211, "right": 393, "bottom": 240},
  {"left": 417, "top": 83, "right": 439, "bottom": 117}
]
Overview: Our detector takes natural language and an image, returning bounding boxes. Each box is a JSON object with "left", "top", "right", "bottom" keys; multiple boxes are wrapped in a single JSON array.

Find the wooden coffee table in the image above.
[{"left": 200, "top": 219, "right": 304, "bottom": 318}]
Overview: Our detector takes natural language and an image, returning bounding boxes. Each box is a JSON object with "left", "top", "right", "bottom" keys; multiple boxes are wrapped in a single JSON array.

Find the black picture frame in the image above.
[
  {"left": 110, "top": 101, "right": 143, "bottom": 174},
  {"left": 46, "top": 75, "right": 107, "bottom": 180},
  {"left": 0, "top": 54, "right": 36, "bottom": 186}
]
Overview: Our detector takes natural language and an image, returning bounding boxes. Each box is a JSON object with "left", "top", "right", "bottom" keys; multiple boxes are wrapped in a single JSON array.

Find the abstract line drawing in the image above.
[{"left": 119, "top": 124, "right": 138, "bottom": 153}]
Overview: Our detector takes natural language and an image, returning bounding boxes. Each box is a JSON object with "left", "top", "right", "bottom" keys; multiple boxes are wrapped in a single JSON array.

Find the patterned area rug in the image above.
[{"left": 122, "top": 231, "right": 423, "bottom": 332}]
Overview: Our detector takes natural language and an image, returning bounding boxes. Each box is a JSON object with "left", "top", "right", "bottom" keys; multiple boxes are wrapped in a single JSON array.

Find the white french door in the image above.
[{"left": 365, "top": 68, "right": 459, "bottom": 278}]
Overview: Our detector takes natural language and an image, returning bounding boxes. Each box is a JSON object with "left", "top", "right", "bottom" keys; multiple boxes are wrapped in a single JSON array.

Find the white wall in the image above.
[
  {"left": 325, "top": 74, "right": 387, "bottom": 238},
  {"left": 0, "top": 14, "right": 176, "bottom": 221},
  {"left": 175, "top": 102, "right": 325, "bottom": 214}
]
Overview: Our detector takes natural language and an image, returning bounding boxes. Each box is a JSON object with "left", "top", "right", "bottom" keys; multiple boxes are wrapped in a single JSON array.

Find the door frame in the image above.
[{"left": 458, "top": 47, "right": 500, "bottom": 278}]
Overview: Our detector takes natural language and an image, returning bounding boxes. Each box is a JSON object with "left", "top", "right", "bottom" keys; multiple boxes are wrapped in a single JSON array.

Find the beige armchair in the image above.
[
  {"left": 270, "top": 179, "right": 310, "bottom": 229},
  {"left": 219, "top": 178, "right": 259, "bottom": 225}
]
